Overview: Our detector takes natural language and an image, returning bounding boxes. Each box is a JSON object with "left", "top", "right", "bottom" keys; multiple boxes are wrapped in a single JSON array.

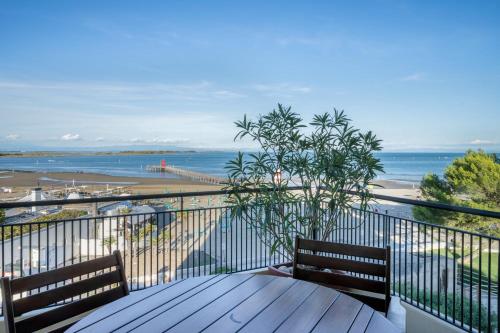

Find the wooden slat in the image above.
[
  {"left": 115, "top": 250, "right": 129, "bottom": 296},
  {"left": 202, "top": 278, "right": 297, "bottom": 333},
  {"left": 106, "top": 275, "right": 229, "bottom": 332},
  {"left": 347, "top": 305, "right": 374, "bottom": 333},
  {"left": 16, "top": 287, "right": 125, "bottom": 333},
  {"left": 312, "top": 293, "right": 363, "bottom": 333},
  {"left": 49, "top": 322, "right": 75, "bottom": 333},
  {"left": 127, "top": 274, "right": 254, "bottom": 332},
  {"left": 64, "top": 274, "right": 399, "bottom": 333},
  {"left": 385, "top": 246, "right": 391, "bottom": 313},
  {"left": 1, "top": 277, "right": 16, "bottom": 333},
  {"left": 294, "top": 267, "right": 386, "bottom": 294},
  {"left": 364, "top": 310, "right": 399, "bottom": 332},
  {"left": 298, "top": 238, "right": 387, "bottom": 260},
  {"left": 167, "top": 275, "right": 276, "bottom": 332},
  {"left": 275, "top": 286, "right": 340, "bottom": 333},
  {"left": 11, "top": 254, "right": 118, "bottom": 294},
  {"left": 66, "top": 280, "right": 184, "bottom": 331},
  {"left": 239, "top": 280, "right": 318, "bottom": 332},
  {"left": 297, "top": 253, "right": 387, "bottom": 277},
  {"left": 340, "top": 290, "right": 387, "bottom": 312},
  {"left": 13, "top": 270, "right": 122, "bottom": 316},
  {"left": 66, "top": 275, "right": 224, "bottom": 333}
]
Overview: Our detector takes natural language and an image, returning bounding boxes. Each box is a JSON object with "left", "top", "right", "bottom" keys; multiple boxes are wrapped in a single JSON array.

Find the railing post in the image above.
[
  {"left": 180, "top": 196, "right": 184, "bottom": 279},
  {"left": 312, "top": 203, "right": 319, "bottom": 241},
  {"left": 383, "top": 210, "right": 388, "bottom": 247}
]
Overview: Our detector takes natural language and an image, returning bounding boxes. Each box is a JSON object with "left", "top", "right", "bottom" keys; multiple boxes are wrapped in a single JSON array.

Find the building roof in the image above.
[
  {"left": 66, "top": 192, "right": 82, "bottom": 200},
  {"left": 17, "top": 191, "right": 54, "bottom": 202}
]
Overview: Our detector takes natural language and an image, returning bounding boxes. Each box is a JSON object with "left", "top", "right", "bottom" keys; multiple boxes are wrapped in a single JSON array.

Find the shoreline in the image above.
[
  {"left": 0, "top": 170, "right": 207, "bottom": 186},
  {"left": 0, "top": 170, "right": 222, "bottom": 201},
  {"left": 0, "top": 150, "right": 197, "bottom": 158},
  {"left": 0, "top": 170, "right": 421, "bottom": 202},
  {"left": 0, "top": 169, "right": 422, "bottom": 224},
  {"left": 0, "top": 169, "right": 418, "bottom": 188}
]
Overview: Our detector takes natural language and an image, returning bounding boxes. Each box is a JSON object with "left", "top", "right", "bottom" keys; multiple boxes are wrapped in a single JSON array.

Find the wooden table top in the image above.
[{"left": 67, "top": 274, "right": 399, "bottom": 333}]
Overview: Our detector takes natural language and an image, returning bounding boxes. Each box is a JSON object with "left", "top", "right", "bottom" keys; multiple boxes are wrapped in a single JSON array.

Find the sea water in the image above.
[{"left": 0, "top": 152, "right": 466, "bottom": 184}]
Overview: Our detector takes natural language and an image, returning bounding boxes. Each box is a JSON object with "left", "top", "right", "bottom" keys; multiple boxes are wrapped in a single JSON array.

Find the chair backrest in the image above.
[
  {"left": 1, "top": 250, "right": 129, "bottom": 333},
  {"left": 293, "top": 236, "right": 391, "bottom": 313}
]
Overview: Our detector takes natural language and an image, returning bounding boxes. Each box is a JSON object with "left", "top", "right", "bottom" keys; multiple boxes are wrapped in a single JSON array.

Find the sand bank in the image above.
[
  {"left": 0, "top": 170, "right": 420, "bottom": 202},
  {"left": 0, "top": 170, "right": 221, "bottom": 201}
]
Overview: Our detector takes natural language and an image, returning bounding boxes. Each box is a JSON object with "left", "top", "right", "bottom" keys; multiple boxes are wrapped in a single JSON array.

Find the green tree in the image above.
[
  {"left": 225, "top": 104, "right": 383, "bottom": 259},
  {"left": 413, "top": 150, "right": 500, "bottom": 236},
  {"left": 1, "top": 209, "right": 87, "bottom": 241},
  {"left": 0, "top": 209, "right": 5, "bottom": 224},
  {"left": 31, "top": 209, "right": 87, "bottom": 222}
]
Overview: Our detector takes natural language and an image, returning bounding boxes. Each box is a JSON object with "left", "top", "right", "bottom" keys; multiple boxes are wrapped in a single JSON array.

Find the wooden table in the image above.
[{"left": 67, "top": 274, "right": 399, "bottom": 333}]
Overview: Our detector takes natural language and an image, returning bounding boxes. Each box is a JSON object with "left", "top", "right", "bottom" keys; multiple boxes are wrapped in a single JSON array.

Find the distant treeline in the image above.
[{"left": 0, "top": 150, "right": 196, "bottom": 158}]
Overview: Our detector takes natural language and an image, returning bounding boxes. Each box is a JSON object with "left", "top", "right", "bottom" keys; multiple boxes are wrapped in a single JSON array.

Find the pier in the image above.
[{"left": 146, "top": 165, "right": 226, "bottom": 185}]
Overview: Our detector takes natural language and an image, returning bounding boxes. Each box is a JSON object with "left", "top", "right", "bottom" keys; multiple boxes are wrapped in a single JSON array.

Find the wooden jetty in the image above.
[{"left": 146, "top": 165, "right": 226, "bottom": 185}]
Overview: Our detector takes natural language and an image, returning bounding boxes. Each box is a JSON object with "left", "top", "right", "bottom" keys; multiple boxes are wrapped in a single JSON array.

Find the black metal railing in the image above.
[
  {"left": 328, "top": 205, "right": 499, "bottom": 333},
  {"left": 0, "top": 189, "right": 499, "bottom": 332}
]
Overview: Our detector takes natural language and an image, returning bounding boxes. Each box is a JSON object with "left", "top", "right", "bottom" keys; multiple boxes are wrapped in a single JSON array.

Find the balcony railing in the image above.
[{"left": 0, "top": 189, "right": 499, "bottom": 332}]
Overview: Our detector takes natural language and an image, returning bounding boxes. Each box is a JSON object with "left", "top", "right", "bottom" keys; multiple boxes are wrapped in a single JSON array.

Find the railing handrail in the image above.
[
  {"left": 345, "top": 190, "right": 500, "bottom": 219},
  {"left": 0, "top": 186, "right": 303, "bottom": 209},
  {"left": 1, "top": 186, "right": 499, "bottom": 219}
]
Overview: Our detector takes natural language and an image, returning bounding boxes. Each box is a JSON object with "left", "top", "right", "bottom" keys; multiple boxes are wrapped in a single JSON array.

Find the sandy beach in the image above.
[
  {"left": 0, "top": 170, "right": 420, "bottom": 202},
  {"left": 0, "top": 170, "right": 222, "bottom": 201}
]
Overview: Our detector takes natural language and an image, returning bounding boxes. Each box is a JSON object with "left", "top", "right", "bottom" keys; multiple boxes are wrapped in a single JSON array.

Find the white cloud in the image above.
[
  {"left": 5, "top": 134, "right": 20, "bottom": 140},
  {"left": 401, "top": 73, "right": 425, "bottom": 81},
  {"left": 213, "top": 90, "right": 246, "bottom": 99},
  {"left": 61, "top": 133, "right": 81, "bottom": 141},
  {"left": 129, "top": 137, "right": 189, "bottom": 145},
  {"left": 95, "top": 137, "right": 105, "bottom": 142},
  {"left": 253, "top": 83, "right": 311, "bottom": 96},
  {"left": 470, "top": 139, "right": 494, "bottom": 145},
  {"left": 151, "top": 138, "right": 189, "bottom": 144},
  {"left": 0, "top": 80, "right": 244, "bottom": 105}
]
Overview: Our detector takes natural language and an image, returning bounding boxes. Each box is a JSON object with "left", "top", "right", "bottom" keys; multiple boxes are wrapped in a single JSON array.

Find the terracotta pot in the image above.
[{"left": 267, "top": 261, "right": 293, "bottom": 277}]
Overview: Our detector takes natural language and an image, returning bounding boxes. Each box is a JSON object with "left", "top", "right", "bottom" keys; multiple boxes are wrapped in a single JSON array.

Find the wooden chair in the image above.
[
  {"left": 1, "top": 250, "right": 129, "bottom": 333},
  {"left": 293, "top": 236, "right": 391, "bottom": 314}
]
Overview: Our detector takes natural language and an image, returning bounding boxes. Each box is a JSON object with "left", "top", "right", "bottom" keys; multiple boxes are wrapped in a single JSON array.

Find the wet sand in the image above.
[
  {"left": 0, "top": 170, "right": 205, "bottom": 187},
  {"left": 0, "top": 170, "right": 420, "bottom": 201},
  {"left": 0, "top": 170, "right": 222, "bottom": 200}
]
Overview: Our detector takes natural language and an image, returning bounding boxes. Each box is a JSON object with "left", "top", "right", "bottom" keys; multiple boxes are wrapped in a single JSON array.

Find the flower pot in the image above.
[{"left": 267, "top": 262, "right": 293, "bottom": 277}]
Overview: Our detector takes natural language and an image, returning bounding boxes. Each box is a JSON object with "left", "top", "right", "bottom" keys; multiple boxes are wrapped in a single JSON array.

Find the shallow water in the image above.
[{"left": 0, "top": 151, "right": 467, "bottom": 183}]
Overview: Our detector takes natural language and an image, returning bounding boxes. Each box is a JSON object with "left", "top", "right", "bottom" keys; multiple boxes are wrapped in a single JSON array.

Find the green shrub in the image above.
[
  {"left": 396, "top": 282, "right": 497, "bottom": 332},
  {"left": 1, "top": 209, "right": 87, "bottom": 240}
]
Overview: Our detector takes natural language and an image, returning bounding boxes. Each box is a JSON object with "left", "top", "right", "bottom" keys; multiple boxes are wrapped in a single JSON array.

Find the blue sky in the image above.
[{"left": 1, "top": 1, "right": 499, "bottom": 151}]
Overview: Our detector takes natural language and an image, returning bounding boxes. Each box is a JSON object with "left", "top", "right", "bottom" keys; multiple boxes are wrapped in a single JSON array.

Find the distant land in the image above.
[{"left": 0, "top": 150, "right": 196, "bottom": 158}]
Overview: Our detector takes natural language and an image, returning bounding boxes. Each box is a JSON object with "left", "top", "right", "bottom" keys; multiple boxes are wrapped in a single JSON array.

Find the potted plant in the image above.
[{"left": 224, "top": 104, "right": 383, "bottom": 276}]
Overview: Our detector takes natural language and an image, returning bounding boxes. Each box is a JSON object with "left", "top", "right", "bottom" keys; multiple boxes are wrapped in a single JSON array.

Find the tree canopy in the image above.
[
  {"left": 413, "top": 150, "right": 500, "bottom": 236},
  {"left": 225, "top": 104, "right": 383, "bottom": 258}
]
